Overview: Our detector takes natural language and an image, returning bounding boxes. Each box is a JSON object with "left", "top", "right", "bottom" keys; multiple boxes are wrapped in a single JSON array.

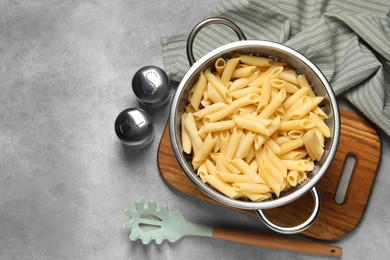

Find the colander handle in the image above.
[
  {"left": 186, "top": 17, "right": 247, "bottom": 66},
  {"left": 256, "top": 186, "right": 321, "bottom": 235}
]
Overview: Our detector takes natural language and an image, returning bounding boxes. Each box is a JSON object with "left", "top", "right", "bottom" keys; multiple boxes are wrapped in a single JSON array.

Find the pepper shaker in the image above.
[
  {"left": 114, "top": 108, "right": 155, "bottom": 148},
  {"left": 132, "top": 66, "right": 171, "bottom": 109}
]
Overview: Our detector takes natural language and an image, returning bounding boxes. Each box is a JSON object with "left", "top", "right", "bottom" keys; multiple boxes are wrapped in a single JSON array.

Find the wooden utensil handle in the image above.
[{"left": 212, "top": 227, "right": 342, "bottom": 257}]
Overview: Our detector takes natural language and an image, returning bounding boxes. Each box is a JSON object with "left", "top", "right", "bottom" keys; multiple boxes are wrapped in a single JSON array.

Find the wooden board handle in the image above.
[{"left": 213, "top": 227, "right": 342, "bottom": 257}]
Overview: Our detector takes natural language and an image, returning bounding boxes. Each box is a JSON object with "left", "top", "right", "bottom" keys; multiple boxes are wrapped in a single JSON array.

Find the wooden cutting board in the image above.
[{"left": 157, "top": 109, "right": 381, "bottom": 240}]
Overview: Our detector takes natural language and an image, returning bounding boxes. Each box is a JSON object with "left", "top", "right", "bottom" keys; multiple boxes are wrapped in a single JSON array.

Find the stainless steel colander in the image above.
[{"left": 169, "top": 17, "right": 340, "bottom": 234}]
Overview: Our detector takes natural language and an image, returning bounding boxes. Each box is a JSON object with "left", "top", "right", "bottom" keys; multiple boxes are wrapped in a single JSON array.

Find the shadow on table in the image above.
[{"left": 118, "top": 142, "right": 152, "bottom": 162}]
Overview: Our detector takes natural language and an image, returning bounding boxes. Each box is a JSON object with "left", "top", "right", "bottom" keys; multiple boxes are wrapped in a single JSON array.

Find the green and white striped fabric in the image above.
[{"left": 161, "top": 0, "right": 390, "bottom": 135}]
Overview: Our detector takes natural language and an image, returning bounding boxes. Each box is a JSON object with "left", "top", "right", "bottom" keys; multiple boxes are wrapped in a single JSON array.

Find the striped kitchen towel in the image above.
[{"left": 161, "top": 0, "right": 390, "bottom": 135}]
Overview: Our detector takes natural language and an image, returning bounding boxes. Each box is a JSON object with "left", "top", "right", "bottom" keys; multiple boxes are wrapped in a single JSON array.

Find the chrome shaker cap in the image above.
[
  {"left": 132, "top": 66, "right": 170, "bottom": 109},
  {"left": 114, "top": 108, "right": 155, "bottom": 148}
]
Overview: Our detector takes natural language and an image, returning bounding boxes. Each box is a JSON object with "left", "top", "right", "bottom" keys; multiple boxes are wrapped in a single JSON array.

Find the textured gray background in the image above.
[{"left": 1, "top": 1, "right": 389, "bottom": 259}]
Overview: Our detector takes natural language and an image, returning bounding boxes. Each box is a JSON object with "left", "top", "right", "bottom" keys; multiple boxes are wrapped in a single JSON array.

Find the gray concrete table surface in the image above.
[{"left": 1, "top": 1, "right": 389, "bottom": 259}]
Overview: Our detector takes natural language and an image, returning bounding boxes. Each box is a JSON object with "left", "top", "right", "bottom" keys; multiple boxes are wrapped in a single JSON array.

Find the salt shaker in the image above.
[
  {"left": 114, "top": 108, "right": 155, "bottom": 148},
  {"left": 132, "top": 66, "right": 171, "bottom": 109}
]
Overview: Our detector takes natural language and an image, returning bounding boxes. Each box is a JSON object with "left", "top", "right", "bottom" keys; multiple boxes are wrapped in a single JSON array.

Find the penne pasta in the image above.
[
  {"left": 240, "top": 55, "right": 272, "bottom": 67},
  {"left": 192, "top": 133, "right": 217, "bottom": 169},
  {"left": 232, "top": 159, "right": 265, "bottom": 183},
  {"left": 314, "top": 128, "right": 325, "bottom": 147},
  {"left": 263, "top": 146, "right": 287, "bottom": 177},
  {"left": 190, "top": 72, "right": 207, "bottom": 111},
  {"left": 312, "top": 106, "right": 328, "bottom": 119},
  {"left": 235, "top": 131, "right": 256, "bottom": 159},
  {"left": 269, "top": 66, "right": 284, "bottom": 79},
  {"left": 309, "top": 112, "right": 330, "bottom": 137},
  {"left": 204, "top": 94, "right": 260, "bottom": 123},
  {"left": 193, "top": 102, "right": 227, "bottom": 121},
  {"left": 271, "top": 79, "right": 300, "bottom": 93},
  {"left": 263, "top": 158, "right": 284, "bottom": 185},
  {"left": 230, "top": 86, "right": 261, "bottom": 99},
  {"left": 255, "top": 116, "right": 281, "bottom": 149},
  {"left": 232, "top": 66, "right": 256, "bottom": 79},
  {"left": 232, "top": 183, "right": 271, "bottom": 193},
  {"left": 276, "top": 135, "right": 291, "bottom": 145},
  {"left": 258, "top": 89, "right": 286, "bottom": 119},
  {"left": 257, "top": 77, "right": 271, "bottom": 111},
  {"left": 204, "top": 69, "right": 232, "bottom": 103},
  {"left": 212, "top": 132, "right": 220, "bottom": 152},
  {"left": 211, "top": 153, "right": 241, "bottom": 174},
  {"left": 199, "top": 120, "right": 236, "bottom": 134},
  {"left": 285, "top": 96, "right": 306, "bottom": 118},
  {"left": 215, "top": 58, "right": 226, "bottom": 76},
  {"left": 185, "top": 103, "right": 195, "bottom": 113},
  {"left": 205, "top": 159, "right": 216, "bottom": 176},
  {"left": 207, "top": 82, "right": 226, "bottom": 104},
  {"left": 287, "top": 170, "right": 299, "bottom": 186},
  {"left": 183, "top": 112, "right": 203, "bottom": 153},
  {"left": 297, "top": 75, "right": 316, "bottom": 97},
  {"left": 249, "top": 65, "right": 277, "bottom": 87},
  {"left": 297, "top": 171, "right": 307, "bottom": 184},
  {"left": 197, "top": 162, "right": 208, "bottom": 177},
  {"left": 265, "top": 138, "right": 281, "bottom": 154},
  {"left": 180, "top": 54, "right": 330, "bottom": 202},
  {"left": 217, "top": 171, "right": 252, "bottom": 183},
  {"left": 200, "top": 98, "right": 212, "bottom": 108},
  {"left": 233, "top": 105, "right": 258, "bottom": 117},
  {"left": 181, "top": 113, "right": 192, "bottom": 154},
  {"left": 281, "top": 159, "right": 308, "bottom": 171},
  {"left": 229, "top": 71, "right": 260, "bottom": 92},
  {"left": 242, "top": 191, "right": 272, "bottom": 202},
  {"left": 279, "top": 119, "right": 316, "bottom": 131},
  {"left": 283, "top": 87, "right": 310, "bottom": 111},
  {"left": 219, "top": 130, "right": 230, "bottom": 156},
  {"left": 258, "top": 167, "right": 281, "bottom": 197},
  {"left": 202, "top": 175, "right": 240, "bottom": 198},
  {"left": 279, "top": 138, "right": 304, "bottom": 155},
  {"left": 215, "top": 158, "right": 231, "bottom": 173},
  {"left": 303, "top": 129, "right": 324, "bottom": 161},
  {"left": 225, "top": 127, "right": 244, "bottom": 161},
  {"left": 221, "top": 57, "right": 240, "bottom": 85},
  {"left": 287, "top": 130, "right": 305, "bottom": 139},
  {"left": 288, "top": 96, "right": 324, "bottom": 120},
  {"left": 279, "top": 70, "right": 299, "bottom": 85},
  {"left": 233, "top": 115, "right": 269, "bottom": 135},
  {"left": 249, "top": 157, "right": 257, "bottom": 171},
  {"left": 242, "top": 114, "right": 272, "bottom": 126},
  {"left": 275, "top": 105, "right": 285, "bottom": 119},
  {"left": 279, "top": 150, "right": 308, "bottom": 160}
]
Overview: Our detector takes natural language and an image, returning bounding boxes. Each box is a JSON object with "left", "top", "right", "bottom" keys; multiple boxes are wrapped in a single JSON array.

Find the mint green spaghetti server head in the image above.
[
  {"left": 123, "top": 201, "right": 212, "bottom": 244},
  {"left": 122, "top": 202, "right": 342, "bottom": 257}
]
